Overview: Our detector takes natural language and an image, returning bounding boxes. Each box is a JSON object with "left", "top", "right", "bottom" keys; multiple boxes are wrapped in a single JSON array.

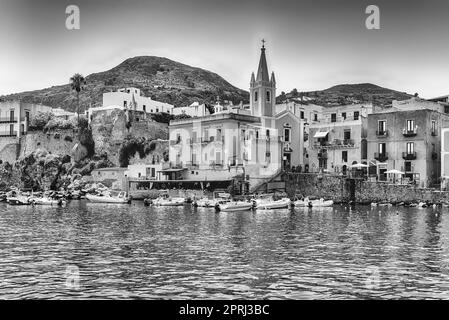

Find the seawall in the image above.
[{"left": 285, "top": 173, "right": 449, "bottom": 204}]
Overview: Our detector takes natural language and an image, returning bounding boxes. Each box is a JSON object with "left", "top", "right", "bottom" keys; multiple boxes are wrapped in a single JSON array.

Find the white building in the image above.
[
  {"left": 86, "top": 87, "right": 175, "bottom": 122},
  {"left": 172, "top": 101, "right": 211, "bottom": 118}
]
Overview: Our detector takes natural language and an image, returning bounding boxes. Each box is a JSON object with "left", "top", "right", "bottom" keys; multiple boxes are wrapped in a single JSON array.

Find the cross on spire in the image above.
[{"left": 261, "top": 39, "right": 266, "bottom": 49}]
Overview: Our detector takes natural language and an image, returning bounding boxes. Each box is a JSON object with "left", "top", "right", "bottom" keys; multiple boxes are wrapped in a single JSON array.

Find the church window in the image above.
[
  {"left": 266, "top": 91, "right": 271, "bottom": 102},
  {"left": 255, "top": 92, "right": 258, "bottom": 102}
]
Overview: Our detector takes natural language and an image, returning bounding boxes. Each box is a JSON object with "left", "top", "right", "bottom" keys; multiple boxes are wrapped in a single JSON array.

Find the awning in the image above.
[{"left": 314, "top": 131, "right": 329, "bottom": 138}]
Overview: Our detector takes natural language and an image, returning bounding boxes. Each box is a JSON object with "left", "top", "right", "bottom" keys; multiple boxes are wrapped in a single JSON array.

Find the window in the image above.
[
  {"left": 300, "top": 111, "right": 304, "bottom": 119},
  {"left": 256, "top": 131, "right": 259, "bottom": 139},
  {"left": 242, "top": 129, "right": 246, "bottom": 140},
  {"left": 342, "top": 151, "right": 348, "bottom": 162},
  {"left": 123, "top": 101, "right": 127, "bottom": 108},
  {"left": 156, "top": 108, "right": 159, "bottom": 112},
  {"left": 405, "top": 161, "right": 412, "bottom": 172},
  {"left": 406, "top": 142, "right": 414, "bottom": 154},
  {"left": 254, "top": 91, "right": 258, "bottom": 102},
  {"left": 432, "top": 120, "right": 436, "bottom": 133},
  {"left": 331, "top": 113, "right": 337, "bottom": 123},
  {"left": 378, "top": 120, "right": 386, "bottom": 133},
  {"left": 266, "top": 91, "right": 271, "bottom": 102},
  {"left": 344, "top": 130, "right": 351, "bottom": 140},
  {"left": 284, "top": 128, "right": 291, "bottom": 142},
  {"left": 266, "top": 129, "right": 270, "bottom": 140},
  {"left": 406, "top": 120, "right": 415, "bottom": 132},
  {"left": 354, "top": 111, "right": 359, "bottom": 120},
  {"left": 314, "top": 113, "right": 318, "bottom": 121},
  {"left": 342, "top": 112, "right": 346, "bottom": 120},
  {"left": 143, "top": 105, "right": 146, "bottom": 112},
  {"left": 378, "top": 143, "right": 386, "bottom": 154}
]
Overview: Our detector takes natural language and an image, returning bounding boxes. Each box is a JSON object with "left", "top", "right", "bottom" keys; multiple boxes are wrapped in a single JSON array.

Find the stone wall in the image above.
[
  {"left": 20, "top": 129, "right": 78, "bottom": 158},
  {"left": 91, "top": 109, "right": 168, "bottom": 165},
  {"left": 0, "top": 137, "right": 19, "bottom": 164},
  {"left": 285, "top": 173, "right": 449, "bottom": 203}
]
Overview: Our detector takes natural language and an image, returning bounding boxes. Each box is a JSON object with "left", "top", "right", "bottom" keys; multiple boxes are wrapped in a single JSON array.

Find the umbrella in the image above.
[
  {"left": 350, "top": 163, "right": 368, "bottom": 169},
  {"left": 385, "top": 169, "right": 404, "bottom": 175}
]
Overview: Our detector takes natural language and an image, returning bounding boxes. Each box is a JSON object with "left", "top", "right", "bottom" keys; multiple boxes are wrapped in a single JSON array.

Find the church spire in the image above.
[{"left": 256, "top": 39, "right": 270, "bottom": 82}]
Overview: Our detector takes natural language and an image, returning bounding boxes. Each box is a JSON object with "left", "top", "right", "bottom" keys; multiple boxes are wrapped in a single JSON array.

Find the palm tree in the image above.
[{"left": 69, "top": 73, "right": 86, "bottom": 124}]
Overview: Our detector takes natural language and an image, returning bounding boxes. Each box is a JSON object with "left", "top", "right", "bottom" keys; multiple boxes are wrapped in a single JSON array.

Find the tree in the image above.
[{"left": 69, "top": 73, "right": 86, "bottom": 124}]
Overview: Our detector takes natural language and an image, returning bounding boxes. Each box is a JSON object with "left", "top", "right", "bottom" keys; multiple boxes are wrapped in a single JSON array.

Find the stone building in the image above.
[
  {"left": 367, "top": 108, "right": 449, "bottom": 187},
  {"left": 308, "top": 103, "right": 373, "bottom": 174}
]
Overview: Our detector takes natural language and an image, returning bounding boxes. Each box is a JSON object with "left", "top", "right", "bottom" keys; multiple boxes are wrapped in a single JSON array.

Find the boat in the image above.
[
  {"left": 310, "top": 198, "right": 334, "bottom": 207},
  {"left": 86, "top": 191, "right": 130, "bottom": 204},
  {"left": 218, "top": 201, "right": 253, "bottom": 212},
  {"left": 294, "top": 197, "right": 311, "bottom": 207},
  {"left": 30, "top": 197, "right": 61, "bottom": 206},
  {"left": 152, "top": 196, "right": 185, "bottom": 206},
  {"left": 255, "top": 196, "right": 291, "bottom": 210},
  {"left": 7, "top": 195, "right": 30, "bottom": 205},
  {"left": 194, "top": 197, "right": 218, "bottom": 208},
  {"left": 294, "top": 197, "right": 333, "bottom": 207},
  {"left": 6, "top": 189, "right": 30, "bottom": 205}
]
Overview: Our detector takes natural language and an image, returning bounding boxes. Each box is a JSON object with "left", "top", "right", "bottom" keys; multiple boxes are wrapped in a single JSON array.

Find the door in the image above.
[{"left": 283, "top": 153, "right": 291, "bottom": 170}]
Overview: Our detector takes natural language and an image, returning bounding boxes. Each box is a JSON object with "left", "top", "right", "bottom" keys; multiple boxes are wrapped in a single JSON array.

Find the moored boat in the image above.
[
  {"left": 152, "top": 196, "right": 185, "bottom": 206},
  {"left": 255, "top": 197, "right": 291, "bottom": 210},
  {"left": 86, "top": 191, "right": 130, "bottom": 204},
  {"left": 218, "top": 201, "right": 253, "bottom": 212}
]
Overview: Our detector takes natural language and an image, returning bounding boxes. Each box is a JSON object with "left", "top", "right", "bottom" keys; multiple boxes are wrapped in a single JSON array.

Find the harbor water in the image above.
[{"left": 1, "top": 201, "right": 449, "bottom": 299}]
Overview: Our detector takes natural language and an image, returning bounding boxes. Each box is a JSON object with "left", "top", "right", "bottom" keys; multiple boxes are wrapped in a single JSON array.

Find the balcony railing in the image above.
[
  {"left": 402, "top": 151, "right": 417, "bottom": 160},
  {"left": 0, "top": 131, "right": 19, "bottom": 137},
  {"left": 163, "top": 161, "right": 184, "bottom": 169},
  {"left": 403, "top": 128, "right": 418, "bottom": 137},
  {"left": 374, "top": 152, "right": 388, "bottom": 162},
  {"left": 376, "top": 130, "right": 388, "bottom": 137},
  {"left": 0, "top": 117, "right": 18, "bottom": 123},
  {"left": 318, "top": 152, "right": 328, "bottom": 159},
  {"left": 209, "top": 161, "right": 224, "bottom": 167}
]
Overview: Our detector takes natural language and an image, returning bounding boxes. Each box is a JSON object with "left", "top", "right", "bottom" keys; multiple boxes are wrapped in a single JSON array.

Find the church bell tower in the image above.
[{"left": 250, "top": 40, "right": 276, "bottom": 119}]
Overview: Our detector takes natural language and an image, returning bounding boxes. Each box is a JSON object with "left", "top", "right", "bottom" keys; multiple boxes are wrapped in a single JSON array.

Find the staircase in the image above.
[{"left": 249, "top": 168, "right": 284, "bottom": 194}]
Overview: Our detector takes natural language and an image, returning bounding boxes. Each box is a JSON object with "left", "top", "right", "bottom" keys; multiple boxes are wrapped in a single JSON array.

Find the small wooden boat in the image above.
[
  {"left": 218, "top": 201, "right": 253, "bottom": 212},
  {"left": 86, "top": 191, "right": 130, "bottom": 204}
]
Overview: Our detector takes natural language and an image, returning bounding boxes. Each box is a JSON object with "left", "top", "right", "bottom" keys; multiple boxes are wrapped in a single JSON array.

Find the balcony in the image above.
[
  {"left": 0, "top": 117, "right": 18, "bottom": 124},
  {"left": 374, "top": 152, "right": 388, "bottom": 162},
  {"left": 164, "top": 161, "right": 184, "bottom": 169},
  {"left": 402, "top": 151, "right": 417, "bottom": 160},
  {"left": 402, "top": 128, "right": 418, "bottom": 137},
  {"left": 185, "top": 161, "right": 199, "bottom": 169},
  {"left": 376, "top": 130, "right": 389, "bottom": 137},
  {"left": 432, "top": 152, "right": 438, "bottom": 160},
  {"left": 318, "top": 152, "right": 328, "bottom": 159},
  {"left": 209, "top": 161, "right": 224, "bottom": 168},
  {"left": 431, "top": 130, "right": 438, "bottom": 136}
]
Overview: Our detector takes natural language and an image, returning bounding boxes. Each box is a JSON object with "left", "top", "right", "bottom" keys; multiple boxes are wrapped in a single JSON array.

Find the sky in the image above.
[{"left": 0, "top": 0, "right": 448, "bottom": 98}]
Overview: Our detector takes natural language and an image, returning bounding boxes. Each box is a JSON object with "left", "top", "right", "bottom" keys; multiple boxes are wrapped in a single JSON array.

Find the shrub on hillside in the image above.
[{"left": 29, "top": 111, "right": 54, "bottom": 131}]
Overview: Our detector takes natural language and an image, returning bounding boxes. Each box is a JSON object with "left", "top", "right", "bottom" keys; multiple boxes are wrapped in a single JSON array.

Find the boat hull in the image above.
[{"left": 86, "top": 194, "right": 129, "bottom": 204}]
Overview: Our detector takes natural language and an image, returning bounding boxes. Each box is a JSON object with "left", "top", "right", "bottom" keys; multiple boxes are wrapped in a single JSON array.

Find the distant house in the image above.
[{"left": 85, "top": 87, "right": 174, "bottom": 123}]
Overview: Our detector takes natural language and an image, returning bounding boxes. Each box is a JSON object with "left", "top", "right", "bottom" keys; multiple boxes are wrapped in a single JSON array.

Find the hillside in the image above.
[
  {"left": 278, "top": 83, "right": 413, "bottom": 107},
  {"left": 0, "top": 56, "right": 249, "bottom": 111}
]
